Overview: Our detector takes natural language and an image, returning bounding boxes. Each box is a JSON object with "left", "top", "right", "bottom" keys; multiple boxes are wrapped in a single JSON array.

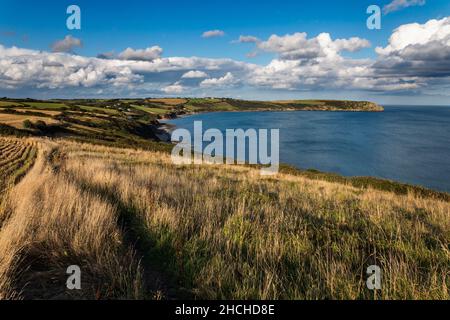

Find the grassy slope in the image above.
[
  {"left": 0, "top": 139, "right": 448, "bottom": 300},
  {"left": 0, "top": 97, "right": 448, "bottom": 199},
  {"left": 0, "top": 97, "right": 447, "bottom": 200}
]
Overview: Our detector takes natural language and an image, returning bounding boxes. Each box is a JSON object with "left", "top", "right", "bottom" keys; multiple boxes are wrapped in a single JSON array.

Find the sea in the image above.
[{"left": 165, "top": 105, "right": 450, "bottom": 192}]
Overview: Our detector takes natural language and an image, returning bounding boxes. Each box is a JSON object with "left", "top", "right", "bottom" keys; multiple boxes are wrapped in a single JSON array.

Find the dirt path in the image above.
[{"left": 48, "top": 144, "right": 185, "bottom": 299}]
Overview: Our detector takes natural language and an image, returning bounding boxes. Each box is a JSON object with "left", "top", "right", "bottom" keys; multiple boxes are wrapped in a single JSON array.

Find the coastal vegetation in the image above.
[
  {"left": 0, "top": 138, "right": 448, "bottom": 300},
  {"left": 0, "top": 98, "right": 448, "bottom": 300},
  {"left": 0, "top": 97, "right": 381, "bottom": 146},
  {"left": 0, "top": 97, "right": 382, "bottom": 143}
]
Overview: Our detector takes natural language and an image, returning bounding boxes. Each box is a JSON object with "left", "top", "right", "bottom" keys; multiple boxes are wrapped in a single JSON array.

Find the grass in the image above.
[
  {"left": 11, "top": 108, "right": 61, "bottom": 116},
  {"left": 279, "top": 165, "right": 450, "bottom": 202},
  {"left": 23, "top": 102, "right": 68, "bottom": 109},
  {"left": 0, "top": 102, "right": 24, "bottom": 107},
  {"left": 147, "top": 98, "right": 187, "bottom": 105},
  {"left": 0, "top": 138, "right": 448, "bottom": 300},
  {"left": 132, "top": 105, "right": 169, "bottom": 115},
  {"left": 0, "top": 114, "right": 59, "bottom": 129},
  {"left": 0, "top": 140, "right": 144, "bottom": 299},
  {"left": 272, "top": 100, "right": 326, "bottom": 105},
  {"left": 77, "top": 105, "right": 120, "bottom": 115}
]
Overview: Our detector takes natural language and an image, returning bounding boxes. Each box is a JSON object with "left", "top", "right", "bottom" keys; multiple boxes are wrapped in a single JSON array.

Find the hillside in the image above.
[
  {"left": 0, "top": 97, "right": 383, "bottom": 147},
  {"left": 0, "top": 137, "right": 448, "bottom": 300}
]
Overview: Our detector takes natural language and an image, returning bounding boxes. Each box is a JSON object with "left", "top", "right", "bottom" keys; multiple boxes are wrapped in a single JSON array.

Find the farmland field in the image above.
[
  {"left": 132, "top": 105, "right": 169, "bottom": 114},
  {"left": 0, "top": 102, "right": 24, "bottom": 107},
  {"left": 22, "top": 102, "right": 68, "bottom": 109},
  {"left": 0, "top": 114, "right": 59, "bottom": 129},
  {"left": 0, "top": 138, "right": 37, "bottom": 224},
  {"left": 9, "top": 109, "right": 62, "bottom": 116}
]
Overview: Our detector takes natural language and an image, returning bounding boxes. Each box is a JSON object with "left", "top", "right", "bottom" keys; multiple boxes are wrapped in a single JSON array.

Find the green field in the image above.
[
  {"left": 23, "top": 102, "right": 68, "bottom": 109},
  {"left": 0, "top": 102, "right": 24, "bottom": 107},
  {"left": 77, "top": 105, "right": 120, "bottom": 115},
  {"left": 132, "top": 105, "right": 169, "bottom": 115},
  {"left": 0, "top": 97, "right": 383, "bottom": 153}
]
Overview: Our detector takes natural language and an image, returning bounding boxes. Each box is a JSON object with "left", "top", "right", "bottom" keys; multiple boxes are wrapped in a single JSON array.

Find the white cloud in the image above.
[
  {"left": 383, "top": 0, "right": 426, "bottom": 15},
  {"left": 118, "top": 46, "right": 163, "bottom": 61},
  {"left": 2, "top": 16, "right": 450, "bottom": 98},
  {"left": 181, "top": 70, "right": 208, "bottom": 78},
  {"left": 0, "top": 44, "right": 252, "bottom": 93},
  {"left": 375, "top": 17, "right": 450, "bottom": 56},
  {"left": 51, "top": 35, "right": 82, "bottom": 53},
  {"left": 200, "top": 72, "right": 237, "bottom": 87},
  {"left": 374, "top": 17, "right": 450, "bottom": 77},
  {"left": 0, "top": 45, "right": 145, "bottom": 90},
  {"left": 257, "top": 32, "right": 370, "bottom": 60},
  {"left": 162, "top": 81, "right": 185, "bottom": 94},
  {"left": 202, "top": 30, "right": 225, "bottom": 38}
]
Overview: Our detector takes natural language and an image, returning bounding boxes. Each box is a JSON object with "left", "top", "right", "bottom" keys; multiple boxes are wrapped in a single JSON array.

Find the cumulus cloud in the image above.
[
  {"left": 374, "top": 17, "right": 450, "bottom": 77},
  {"left": 383, "top": 0, "right": 426, "bottom": 15},
  {"left": 118, "top": 46, "right": 163, "bottom": 61},
  {"left": 202, "top": 30, "right": 225, "bottom": 38},
  {"left": 257, "top": 32, "right": 370, "bottom": 60},
  {"left": 0, "top": 45, "right": 145, "bottom": 90},
  {"left": 51, "top": 35, "right": 82, "bottom": 53},
  {"left": 2, "top": 16, "right": 450, "bottom": 97},
  {"left": 242, "top": 32, "right": 373, "bottom": 90},
  {"left": 200, "top": 72, "right": 237, "bottom": 87},
  {"left": 236, "top": 35, "right": 260, "bottom": 43},
  {"left": 162, "top": 81, "right": 185, "bottom": 94},
  {"left": 181, "top": 70, "right": 208, "bottom": 78},
  {"left": 0, "top": 44, "right": 253, "bottom": 94}
]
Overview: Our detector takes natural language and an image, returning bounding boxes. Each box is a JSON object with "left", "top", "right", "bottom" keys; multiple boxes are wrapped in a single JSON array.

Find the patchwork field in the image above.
[
  {"left": 0, "top": 138, "right": 448, "bottom": 300},
  {"left": 0, "top": 97, "right": 383, "bottom": 154},
  {"left": 0, "top": 114, "right": 59, "bottom": 129}
]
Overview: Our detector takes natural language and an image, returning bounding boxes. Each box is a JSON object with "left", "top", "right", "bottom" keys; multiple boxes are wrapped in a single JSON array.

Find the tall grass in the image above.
[
  {"left": 0, "top": 140, "right": 143, "bottom": 299},
  {"left": 60, "top": 141, "right": 449, "bottom": 299},
  {"left": 0, "top": 139, "right": 448, "bottom": 299}
]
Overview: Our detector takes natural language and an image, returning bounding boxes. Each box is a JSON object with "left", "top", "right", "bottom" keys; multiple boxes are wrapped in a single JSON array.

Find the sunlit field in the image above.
[{"left": 0, "top": 137, "right": 448, "bottom": 299}]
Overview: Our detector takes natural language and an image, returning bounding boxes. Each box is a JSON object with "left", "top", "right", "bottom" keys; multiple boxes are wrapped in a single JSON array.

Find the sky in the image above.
[{"left": 0, "top": 0, "right": 450, "bottom": 104}]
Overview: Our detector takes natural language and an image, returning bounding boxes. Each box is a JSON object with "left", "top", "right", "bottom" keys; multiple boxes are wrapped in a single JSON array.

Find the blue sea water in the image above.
[{"left": 165, "top": 106, "right": 450, "bottom": 192}]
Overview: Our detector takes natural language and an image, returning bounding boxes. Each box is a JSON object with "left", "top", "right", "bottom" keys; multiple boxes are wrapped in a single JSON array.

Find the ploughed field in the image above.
[
  {"left": 0, "top": 137, "right": 448, "bottom": 300},
  {"left": 0, "top": 138, "right": 36, "bottom": 198}
]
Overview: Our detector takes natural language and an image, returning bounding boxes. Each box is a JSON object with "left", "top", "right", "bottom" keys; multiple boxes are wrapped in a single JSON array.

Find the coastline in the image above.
[
  {"left": 156, "top": 108, "right": 450, "bottom": 200},
  {"left": 155, "top": 105, "right": 385, "bottom": 139}
]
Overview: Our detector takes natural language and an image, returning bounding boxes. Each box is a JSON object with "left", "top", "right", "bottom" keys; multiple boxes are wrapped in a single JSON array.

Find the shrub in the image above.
[
  {"left": 22, "top": 119, "right": 33, "bottom": 129},
  {"left": 34, "top": 120, "right": 47, "bottom": 130}
]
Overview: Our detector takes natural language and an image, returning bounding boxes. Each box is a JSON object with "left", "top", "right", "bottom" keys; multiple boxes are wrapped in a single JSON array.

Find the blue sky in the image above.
[{"left": 1, "top": 0, "right": 450, "bottom": 104}]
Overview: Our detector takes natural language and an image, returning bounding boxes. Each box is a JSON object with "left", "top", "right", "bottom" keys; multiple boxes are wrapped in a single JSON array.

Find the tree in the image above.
[{"left": 22, "top": 119, "right": 33, "bottom": 129}]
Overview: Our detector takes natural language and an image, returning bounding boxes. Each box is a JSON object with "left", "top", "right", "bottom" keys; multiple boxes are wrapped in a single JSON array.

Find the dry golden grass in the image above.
[
  {"left": 0, "top": 139, "right": 143, "bottom": 299},
  {"left": 12, "top": 108, "right": 62, "bottom": 116},
  {"left": 0, "top": 138, "right": 449, "bottom": 300},
  {"left": 0, "top": 114, "right": 59, "bottom": 129},
  {"left": 147, "top": 98, "right": 187, "bottom": 105}
]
